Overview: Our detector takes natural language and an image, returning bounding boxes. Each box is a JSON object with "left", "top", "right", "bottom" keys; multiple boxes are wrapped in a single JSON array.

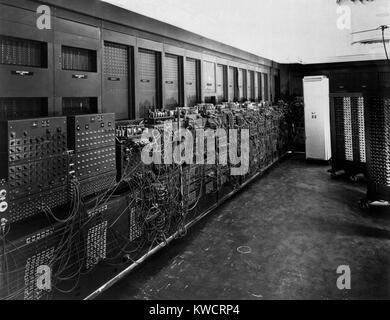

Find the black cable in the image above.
[{"left": 381, "top": 25, "right": 390, "bottom": 66}]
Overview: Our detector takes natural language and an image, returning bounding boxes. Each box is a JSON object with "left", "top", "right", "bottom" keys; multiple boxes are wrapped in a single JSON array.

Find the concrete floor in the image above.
[{"left": 98, "top": 155, "right": 390, "bottom": 300}]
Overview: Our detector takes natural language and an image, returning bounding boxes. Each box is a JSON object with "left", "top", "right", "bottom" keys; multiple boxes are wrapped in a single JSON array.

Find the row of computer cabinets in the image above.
[{"left": 0, "top": 2, "right": 273, "bottom": 121}]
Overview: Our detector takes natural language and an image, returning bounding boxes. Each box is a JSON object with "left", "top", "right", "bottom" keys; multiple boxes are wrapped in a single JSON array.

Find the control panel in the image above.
[
  {"left": 67, "top": 113, "right": 115, "bottom": 152},
  {"left": 75, "top": 146, "right": 116, "bottom": 179},
  {"left": 115, "top": 120, "right": 148, "bottom": 182},
  {"left": 0, "top": 117, "right": 69, "bottom": 223},
  {"left": 67, "top": 113, "right": 117, "bottom": 198}
]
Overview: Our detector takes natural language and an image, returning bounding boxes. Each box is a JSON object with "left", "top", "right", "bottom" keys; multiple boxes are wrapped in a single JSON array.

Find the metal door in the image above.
[
  {"left": 254, "top": 72, "right": 259, "bottom": 101},
  {"left": 164, "top": 53, "right": 180, "bottom": 109},
  {"left": 228, "top": 67, "right": 236, "bottom": 102},
  {"left": 248, "top": 71, "right": 254, "bottom": 101},
  {"left": 203, "top": 61, "right": 216, "bottom": 93},
  {"left": 138, "top": 48, "right": 157, "bottom": 118},
  {"left": 54, "top": 17, "right": 101, "bottom": 115},
  {"left": 103, "top": 42, "right": 130, "bottom": 120},
  {"left": 185, "top": 58, "right": 198, "bottom": 107},
  {"left": 259, "top": 72, "right": 263, "bottom": 101},
  {"left": 238, "top": 69, "right": 244, "bottom": 101},
  {"left": 0, "top": 5, "right": 54, "bottom": 103},
  {"left": 264, "top": 73, "right": 269, "bottom": 101},
  {"left": 216, "top": 64, "right": 225, "bottom": 102}
]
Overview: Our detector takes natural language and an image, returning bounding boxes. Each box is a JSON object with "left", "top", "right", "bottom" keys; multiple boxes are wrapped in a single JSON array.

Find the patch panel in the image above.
[
  {"left": 0, "top": 217, "right": 67, "bottom": 300},
  {"left": 0, "top": 117, "right": 69, "bottom": 223},
  {"left": 68, "top": 113, "right": 117, "bottom": 198},
  {"left": 67, "top": 113, "right": 115, "bottom": 152}
]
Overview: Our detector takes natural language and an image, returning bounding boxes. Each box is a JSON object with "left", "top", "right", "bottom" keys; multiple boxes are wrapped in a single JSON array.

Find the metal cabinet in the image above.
[
  {"left": 203, "top": 61, "right": 216, "bottom": 94},
  {"left": 228, "top": 66, "right": 237, "bottom": 102},
  {"left": 54, "top": 17, "right": 101, "bottom": 115},
  {"left": 254, "top": 72, "right": 259, "bottom": 102},
  {"left": 103, "top": 41, "right": 132, "bottom": 120},
  {"left": 238, "top": 69, "right": 246, "bottom": 102},
  {"left": 263, "top": 73, "right": 269, "bottom": 101},
  {"left": 185, "top": 58, "right": 199, "bottom": 107},
  {"left": 331, "top": 72, "right": 353, "bottom": 93},
  {"left": 364, "top": 90, "right": 390, "bottom": 202},
  {"left": 330, "top": 93, "right": 366, "bottom": 176},
  {"left": 138, "top": 48, "right": 160, "bottom": 118},
  {"left": 303, "top": 76, "right": 332, "bottom": 161},
  {"left": 216, "top": 64, "right": 226, "bottom": 102},
  {"left": 0, "top": 4, "right": 53, "bottom": 118},
  {"left": 378, "top": 72, "right": 390, "bottom": 90},
  {"left": 164, "top": 53, "right": 182, "bottom": 109},
  {"left": 258, "top": 72, "right": 263, "bottom": 101},
  {"left": 247, "top": 71, "right": 255, "bottom": 101}
]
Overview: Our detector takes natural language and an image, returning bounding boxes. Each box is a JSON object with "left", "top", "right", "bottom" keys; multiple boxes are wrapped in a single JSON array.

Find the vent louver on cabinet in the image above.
[
  {"left": 228, "top": 67, "right": 236, "bottom": 102},
  {"left": 62, "top": 97, "right": 98, "bottom": 116},
  {"left": 0, "top": 97, "right": 48, "bottom": 120},
  {"left": 0, "top": 35, "right": 47, "bottom": 68},
  {"left": 104, "top": 42, "right": 128, "bottom": 76},
  {"left": 138, "top": 48, "right": 158, "bottom": 117},
  {"left": 61, "top": 46, "right": 97, "bottom": 72},
  {"left": 330, "top": 94, "right": 367, "bottom": 176},
  {"left": 164, "top": 53, "right": 180, "bottom": 108},
  {"left": 216, "top": 64, "right": 225, "bottom": 102},
  {"left": 185, "top": 58, "right": 198, "bottom": 107},
  {"left": 366, "top": 96, "right": 390, "bottom": 188},
  {"left": 343, "top": 97, "right": 353, "bottom": 161},
  {"left": 264, "top": 74, "right": 269, "bottom": 101},
  {"left": 103, "top": 41, "right": 130, "bottom": 119}
]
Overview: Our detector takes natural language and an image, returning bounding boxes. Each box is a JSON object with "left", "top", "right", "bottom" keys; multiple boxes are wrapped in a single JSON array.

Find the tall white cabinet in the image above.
[{"left": 303, "top": 76, "right": 332, "bottom": 161}]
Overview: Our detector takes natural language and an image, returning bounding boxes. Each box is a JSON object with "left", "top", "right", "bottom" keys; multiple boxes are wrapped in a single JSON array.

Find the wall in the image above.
[
  {"left": 0, "top": 0, "right": 278, "bottom": 120},
  {"left": 102, "top": 0, "right": 390, "bottom": 64},
  {"left": 281, "top": 60, "right": 390, "bottom": 99}
]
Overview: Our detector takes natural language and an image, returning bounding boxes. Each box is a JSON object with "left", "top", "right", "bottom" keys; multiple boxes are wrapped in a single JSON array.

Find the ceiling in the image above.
[{"left": 101, "top": 0, "right": 390, "bottom": 64}]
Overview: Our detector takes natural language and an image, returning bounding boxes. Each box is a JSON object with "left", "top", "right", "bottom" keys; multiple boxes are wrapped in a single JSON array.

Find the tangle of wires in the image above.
[{"left": 0, "top": 103, "right": 294, "bottom": 300}]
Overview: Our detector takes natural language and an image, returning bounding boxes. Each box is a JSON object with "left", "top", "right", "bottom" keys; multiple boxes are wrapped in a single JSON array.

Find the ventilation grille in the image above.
[
  {"left": 139, "top": 48, "right": 156, "bottom": 79},
  {"left": 357, "top": 97, "right": 366, "bottom": 163},
  {"left": 343, "top": 97, "right": 353, "bottom": 161},
  {"left": 0, "top": 97, "right": 48, "bottom": 120},
  {"left": 263, "top": 74, "right": 269, "bottom": 100},
  {"left": 138, "top": 48, "right": 157, "bottom": 117},
  {"left": 333, "top": 96, "right": 366, "bottom": 164},
  {"left": 61, "top": 46, "right": 97, "bottom": 72},
  {"left": 367, "top": 97, "right": 390, "bottom": 186},
  {"left": 216, "top": 65, "right": 224, "bottom": 100},
  {"left": 247, "top": 71, "right": 254, "bottom": 100},
  {"left": 24, "top": 247, "right": 54, "bottom": 300},
  {"left": 185, "top": 58, "right": 197, "bottom": 107},
  {"left": 129, "top": 207, "right": 142, "bottom": 242},
  {"left": 204, "top": 61, "right": 216, "bottom": 93},
  {"left": 86, "top": 221, "right": 107, "bottom": 270},
  {"left": 62, "top": 97, "right": 97, "bottom": 116},
  {"left": 104, "top": 42, "right": 128, "bottom": 76},
  {"left": 254, "top": 72, "right": 259, "bottom": 100},
  {"left": 0, "top": 35, "right": 47, "bottom": 68},
  {"left": 228, "top": 67, "right": 235, "bottom": 101},
  {"left": 238, "top": 69, "right": 245, "bottom": 99}
]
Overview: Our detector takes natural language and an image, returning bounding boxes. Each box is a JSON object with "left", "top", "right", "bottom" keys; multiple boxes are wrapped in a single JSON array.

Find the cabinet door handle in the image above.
[
  {"left": 72, "top": 74, "right": 88, "bottom": 79},
  {"left": 12, "top": 71, "right": 33, "bottom": 76}
]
